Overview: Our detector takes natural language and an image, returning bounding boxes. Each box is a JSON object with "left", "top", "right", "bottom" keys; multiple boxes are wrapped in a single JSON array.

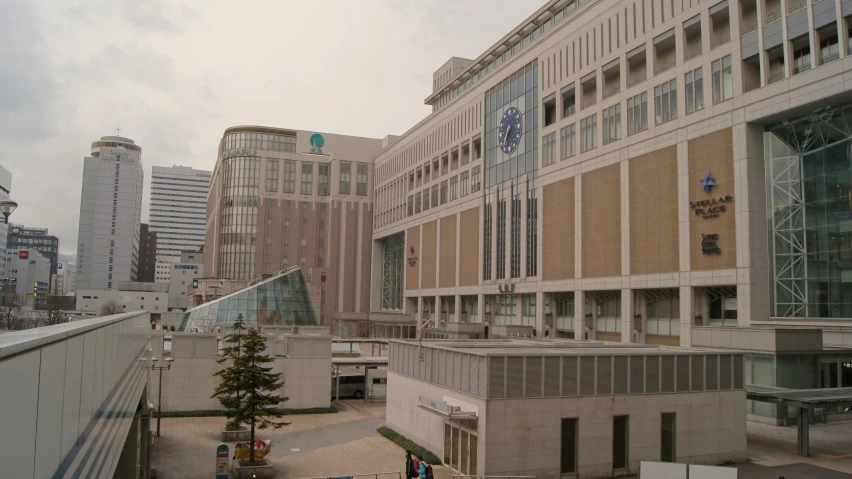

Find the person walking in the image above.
[
  {"left": 405, "top": 451, "right": 415, "bottom": 479},
  {"left": 418, "top": 459, "right": 428, "bottom": 479}
]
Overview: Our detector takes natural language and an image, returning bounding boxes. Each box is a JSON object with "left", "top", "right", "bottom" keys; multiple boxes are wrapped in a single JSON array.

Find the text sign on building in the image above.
[
  {"left": 222, "top": 149, "right": 258, "bottom": 160},
  {"left": 19, "top": 250, "right": 28, "bottom": 260},
  {"left": 701, "top": 234, "right": 722, "bottom": 255},
  {"left": 690, "top": 171, "right": 733, "bottom": 219}
]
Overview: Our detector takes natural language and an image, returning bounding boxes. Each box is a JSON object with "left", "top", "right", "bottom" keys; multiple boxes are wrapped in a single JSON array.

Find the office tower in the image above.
[{"left": 138, "top": 223, "right": 157, "bottom": 282}]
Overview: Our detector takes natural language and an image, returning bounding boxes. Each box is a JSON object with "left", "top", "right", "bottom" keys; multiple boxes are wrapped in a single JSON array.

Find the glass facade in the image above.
[
  {"left": 767, "top": 103, "right": 852, "bottom": 318},
  {"left": 218, "top": 156, "right": 259, "bottom": 280},
  {"left": 221, "top": 131, "right": 296, "bottom": 153},
  {"left": 180, "top": 268, "right": 317, "bottom": 331},
  {"left": 381, "top": 233, "right": 404, "bottom": 311}
]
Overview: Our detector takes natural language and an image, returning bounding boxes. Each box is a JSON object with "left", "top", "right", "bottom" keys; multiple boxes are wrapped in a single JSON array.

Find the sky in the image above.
[{"left": 0, "top": 0, "right": 542, "bottom": 255}]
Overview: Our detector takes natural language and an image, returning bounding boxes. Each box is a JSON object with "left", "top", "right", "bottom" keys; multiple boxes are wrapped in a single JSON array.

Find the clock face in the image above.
[{"left": 498, "top": 106, "right": 523, "bottom": 154}]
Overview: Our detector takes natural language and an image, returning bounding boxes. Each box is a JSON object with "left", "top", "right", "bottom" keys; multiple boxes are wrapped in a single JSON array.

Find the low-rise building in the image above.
[
  {"left": 76, "top": 281, "right": 168, "bottom": 315},
  {"left": 387, "top": 339, "right": 747, "bottom": 478},
  {"left": 4, "top": 248, "right": 51, "bottom": 303},
  {"left": 167, "top": 251, "right": 203, "bottom": 311}
]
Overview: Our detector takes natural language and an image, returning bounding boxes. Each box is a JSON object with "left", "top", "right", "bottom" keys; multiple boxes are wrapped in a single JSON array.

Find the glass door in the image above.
[{"left": 443, "top": 423, "right": 478, "bottom": 476}]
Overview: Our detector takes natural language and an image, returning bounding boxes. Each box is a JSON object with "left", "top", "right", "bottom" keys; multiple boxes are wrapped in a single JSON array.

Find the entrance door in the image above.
[{"left": 443, "top": 423, "right": 478, "bottom": 476}]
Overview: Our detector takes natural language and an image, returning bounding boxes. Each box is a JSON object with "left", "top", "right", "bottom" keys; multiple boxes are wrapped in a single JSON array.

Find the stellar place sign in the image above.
[
  {"left": 222, "top": 149, "right": 258, "bottom": 159},
  {"left": 689, "top": 195, "right": 733, "bottom": 219}
]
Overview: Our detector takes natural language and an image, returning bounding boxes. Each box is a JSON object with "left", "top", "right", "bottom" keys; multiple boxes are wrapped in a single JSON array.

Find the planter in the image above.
[
  {"left": 233, "top": 458, "right": 274, "bottom": 478},
  {"left": 221, "top": 428, "right": 252, "bottom": 441}
]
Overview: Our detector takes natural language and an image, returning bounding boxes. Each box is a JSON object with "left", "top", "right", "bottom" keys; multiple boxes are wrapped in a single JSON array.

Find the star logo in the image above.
[{"left": 699, "top": 171, "right": 716, "bottom": 194}]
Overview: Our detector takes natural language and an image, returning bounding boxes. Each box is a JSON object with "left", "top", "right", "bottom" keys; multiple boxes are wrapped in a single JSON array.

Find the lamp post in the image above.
[
  {"left": 0, "top": 200, "right": 17, "bottom": 224},
  {"left": 151, "top": 356, "right": 174, "bottom": 437}
]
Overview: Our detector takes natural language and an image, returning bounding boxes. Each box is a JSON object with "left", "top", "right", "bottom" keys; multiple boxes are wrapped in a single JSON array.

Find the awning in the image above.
[{"left": 418, "top": 396, "right": 477, "bottom": 420}]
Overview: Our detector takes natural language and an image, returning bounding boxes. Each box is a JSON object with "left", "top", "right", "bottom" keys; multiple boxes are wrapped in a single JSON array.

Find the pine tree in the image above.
[{"left": 212, "top": 315, "right": 289, "bottom": 464}]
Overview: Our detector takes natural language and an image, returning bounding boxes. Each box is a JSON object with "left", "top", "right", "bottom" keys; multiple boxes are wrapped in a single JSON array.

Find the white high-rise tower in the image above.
[
  {"left": 148, "top": 165, "right": 211, "bottom": 282},
  {"left": 75, "top": 136, "right": 144, "bottom": 290}
]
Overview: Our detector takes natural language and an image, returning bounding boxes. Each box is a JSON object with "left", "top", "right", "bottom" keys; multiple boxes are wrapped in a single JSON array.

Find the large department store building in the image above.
[{"left": 368, "top": 0, "right": 852, "bottom": 388}]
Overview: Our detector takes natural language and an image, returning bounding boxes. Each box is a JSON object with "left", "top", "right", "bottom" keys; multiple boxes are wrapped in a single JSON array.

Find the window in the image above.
[
  {"left": 684, "top": 68, "right": 704, "bottom": 114},
  {"left": 542, "top": 132, "right": 556, "bottom": 166},
  {"left": 408, "top": 195, "right": 414, "bottom": 215},
  {"left": 440, "top": 180, "right": 448, "bottom": 204},
  {"left": 450, "top": 175, "right": 458, "bottom": 200},
  {"left": 661, "top": 413, "right": 676, "bottom": 462},
  {"left": 625, "top": 94, "right": 647, "bottom": 137},
  {"left": 711, "top": 55, "right": 732, "bottom": 103},
  {"left": 415, "top": 192, "right": 422, "bottom": 213},
  {"left": 284, "top": 218, "right": 290, "bottom": 227},
  {"left": 544, "top": 96, "right": 557, "bottom": 126},
  {"left": 602, "top": 104, "right": 622, "bottom": 144},
  {"left": 596, "top": 298, "right": 621, "bottom": 332},
  {"left": 300, "top": 238, "right": 307, "bottom": 246},
  {"left": 318, "top": 164, "right": 330, "bottom": 196},
  {"left": 356, "top": 163, "right": 368, "bottom": 196},
  {"left": 562, "top": 86, "right": 576, "bottom": 117},
  {"left": 471, "top": 166, "right": 481, "bottom": 193},
  {"left": 301, "top": 162, "right": 313, "bottom": 195},
  {"left": 423, "top": 188, "right": 430, "bottom": 211},
  {"left": 266, "top": 159, "right": 278, "bottom": 192},
  {"left": 303, "top": 201, "right": 309, "bottom": 209},
  {"left": 460, "top": 171, "right": 469, "bottom": 197},
  {"left": 431, "top": 184, "right": 439, "bottom": 207},
  {"left": 318, "top": 257, "right": 323, "bottom": 267},
  {"left": 339, "top": 161, "right": 351, "bottom": 194},
  {"left": 284, "top": 237, "right": 289, "bottom": 245},
  {"left": 646, "top": 298, "right": 680, "bottom": 336},
  {"left": 820, "top": 36, "right": 839, "bottom": 64},
  {"left": 560, "top": 418, "right": 578, "bottom": 474},
  {"left": 709, "top": 291, "right": 738, "bottom": 326},
  {"left": 302, "top": 219, "right": 308, "bottom": 228},
  {"left": 613, "top": 416, "right": 629, "bottom": 470},
  {"left": 283, "top": 160, "right": 296, "bottom": 193},
  {"left": 300, "top": 257, "right": 306, "bottom": 266},
  {"left": 580, "top": 114, "right": 597, "bottom": 152},
  {"left": 654, "top": 79, "right": 678, "bottom": 125},
  {"left": 318, "top": 238, "right": 324, "bottom": 248},
  {"left": 319, "top": 220, "right": 325, "bottom": 229},
  {"left": 560, "top": 124, "right": 576, "bottom": 159}
]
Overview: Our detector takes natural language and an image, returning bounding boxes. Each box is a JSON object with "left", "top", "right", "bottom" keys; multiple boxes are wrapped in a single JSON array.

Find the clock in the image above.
[{"left": 498, "top": 106, "right": 523, "bottom": 154}]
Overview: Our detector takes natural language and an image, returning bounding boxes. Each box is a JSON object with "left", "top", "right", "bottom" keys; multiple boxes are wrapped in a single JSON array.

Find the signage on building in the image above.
[
  {"left": 408, "top": 246, "right": 417, "bottom": 266},
  {"left": 701, "top": 234, "right": 722, "bottom": 255},
  {"left": 690, "top": 171, "right": 733, "bottom": 219},
  {"left": 309, "top": 133, "right": 325, "bottom": 154},
  {"left": 222, "top": 149, "right": 257, "bottom": 160},
  {"left": 19, "top": 250, "right": 28, "bottom": 260},
  {"left": 57, "top": 263, "right": 62, "bottom": 270}
]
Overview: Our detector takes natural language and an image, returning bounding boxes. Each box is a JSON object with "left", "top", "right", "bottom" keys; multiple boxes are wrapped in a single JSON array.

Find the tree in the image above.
[
  {"left": 0, "top": 302, "right": 26, "bottom": 331},
  {"left": 212, "top": 315, "right": 288, "bottom": 464},
  {"left": 39, "top": 297, "right": 69, "bottom": 327},
  {"left": 99, "top": 299, "right": 122, "bottom": 316}
]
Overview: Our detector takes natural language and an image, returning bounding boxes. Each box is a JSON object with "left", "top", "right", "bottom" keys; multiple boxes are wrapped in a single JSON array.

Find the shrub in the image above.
[{"left": 376, "top": 426, "right": 440, "bottom": 464}]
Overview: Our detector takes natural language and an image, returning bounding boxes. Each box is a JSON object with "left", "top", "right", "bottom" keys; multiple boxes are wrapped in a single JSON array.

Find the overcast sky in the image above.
[{"left": 1, "top": 0, "right": 540, "bottom": 255}]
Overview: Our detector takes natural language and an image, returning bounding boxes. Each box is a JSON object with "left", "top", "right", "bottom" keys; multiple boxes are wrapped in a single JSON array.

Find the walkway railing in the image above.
[
  {"left": 297, "top": 472, "right": 401, "bottom": 479},
  {"left": 453, "top": 476, "right": 536, "bottom": 479}
]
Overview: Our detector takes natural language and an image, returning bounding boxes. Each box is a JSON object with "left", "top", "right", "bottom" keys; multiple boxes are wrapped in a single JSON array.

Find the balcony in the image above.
[
  {"left": 654, "top": 59, "right": 676, "bottom": 75},
  {"left": 767, "top": 71, "right": 785, "bottom": 84},
  {"left": 581, "top": 96, "right": 597, "bottom": 109},
  {"left": 711, "top": 35, "right": 731, "bottom": 49},
  {"left": 741, "top": 22, "right": 758, "bottom": 35},
  {"left": 787, "top": 0, "right": 807, "bottom": 13},
  {"left": 626, "top": 75, "right": 646, "bottom": 88},
  {"left": 763, "top": 11, "right": 781, "bottom": 26},
  {"left": 602, "top": 86, "right": 621, "bottom": 100}
]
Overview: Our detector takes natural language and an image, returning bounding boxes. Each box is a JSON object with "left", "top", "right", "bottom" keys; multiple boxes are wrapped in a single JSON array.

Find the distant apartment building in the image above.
[
  {"left": 0, "top": 164, "right": 12, "bottom": 282},
  {"left": 168, "top": 250, "right": 203, "bottom": 310},
  {"left": 75, "top": 136, "right": 144, "bottom": 290},
  {"left": 5, "top": 248, "right": 50, "bottom": 300},
  {"left": 7, "top": 224, "right": 60, "bottom": 282}
]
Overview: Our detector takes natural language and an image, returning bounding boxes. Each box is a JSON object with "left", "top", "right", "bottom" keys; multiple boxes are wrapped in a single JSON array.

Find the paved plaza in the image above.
[
  {"left": 151, "top": 400, "right": 852, "bottom": 479},
  {"left": 150, "top": 401, "right": 453, "bottom": 479}
]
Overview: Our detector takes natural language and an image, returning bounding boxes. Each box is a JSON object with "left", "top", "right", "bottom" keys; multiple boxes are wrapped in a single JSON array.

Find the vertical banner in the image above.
[{"left": 216, "top": 443, "right": 229, "bottom": 479}]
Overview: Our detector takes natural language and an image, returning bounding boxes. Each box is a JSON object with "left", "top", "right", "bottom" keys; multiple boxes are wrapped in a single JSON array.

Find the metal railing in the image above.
[
  {"left": 298, "top": 473, "right": 401, "bottom": 479},
  {"left": 654, "top": 59, "right": 676, "bottom": 75},
  {"left": 711, "top": 35, "right": 730, "bottom": 49},
  {"left": 684, "top": 48, "right": 703, "bottom": 61},
  {"left": 741, "top": 22, "right": 758, "bottom": 35},
  {"left": 602, "top": 86, "right": 621, "bottom": 99},
  {"left": 787, "top": 0, "right": 807, "bottom": 13},
  {"left": 454, "top": 476, "right": 536, "bottom": 479},
  {"left": 743, "top": 80, "right": 762, "bottom": 92},
  {"left": 581, "top": 96, "right": 597, "bottom": 109},
  {"left": 763, "top": 11, "right": 781, "bottom": 25},
  {"left": 626, "top": 75, "right": 646, "bottom": 88},
  {"left": 821, "top": 52, "right": 840, "bottom": 65},
  {"left": 768, "top": 71, "right": 785, "bottom": 84}
]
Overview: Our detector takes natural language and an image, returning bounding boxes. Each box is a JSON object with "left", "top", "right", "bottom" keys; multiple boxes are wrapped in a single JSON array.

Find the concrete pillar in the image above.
[
  {"left": 797, "top": 407, "right": 810, "bottom": 456},
  {"left": 536, "top": 290, "right": 545, "bottom": 337},
  {"left": 477, "top": 293, "right": 485, "bottom": 324},
  {"left": 454, "top": 294, "right": 461, "bottom": 323},
  {"left": 519, "top": 179, "right": 528, "bottom": 278},
  {"left": 416, "top": 296, "right": 424, "bottom": 339},
  {"left": 621, "top": 288, "right": 634, "bottom": 343},
  {"left": 679, "top": 286, "right": 694, "bottom": 348},
  {"left": 574, "top": 291, "right": 586, "bottom": 339},
  {"left": 516, "top": 294, "right": 524, "bottom": 328},
  {"left": 436, "top": 295, "right": 441, "bottom": 328}
]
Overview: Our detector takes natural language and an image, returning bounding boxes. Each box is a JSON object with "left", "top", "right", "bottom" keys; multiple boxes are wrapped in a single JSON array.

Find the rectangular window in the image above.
[
  {"left": 319, "top": 220, "right": 325, "bottom": 229},
  {"left": 415, "top": 192, "right": 422, "bottom": 213},
  {"left": 560, "top": 418, "right": 578, "bottom": 474},
  {"left": 654, "top": 79, "right": 678, "bottom": 125},
  {"left": 440, "top": 180, "right": 448, "bottom": 204},
  {"left": 471, "top": 166, "right": 481, "bottom": 193},
  {"left": 431, "top": 184, "right": 439, "bottom": 207},
  {"left": 560, "top": 124, "right": 576, "bottom": 159},
  {"left": 684, "top": 67, "right": 704, "bottom": 114},
  {"left": 580, "top": 114, "right": 597, "bottom": 152},
  {"left": 302, "top": 219, "right": 307, "bottom": 228},
  {"left": 820, "top": 36, "right": 839, "bottom": 64},
  {"left": 301, "top": 162, "right": 313, "bottom": 195},
  {"left": 627, "top": 93, "right": 648, "bottom": 135},
  {"left": 318, "top": 164, "right": 330, "bottom": 196},
  {"left": 283, "top": 160, "right": 296, "bottom": 193},
  {"left": 408, "top": 195, "right": 414, "bottom": 216},
  {"left": 661, "top": 413, "right": 676, "bottom": 462},
  {"left": 266, "top": 159, "right": 279, "bottom": 192},
  {"left": 340, "top": 161, "right": 351, "bottom": 194},
  {"left": 542, "top": 132, "right": 556, "bottom": 166},
  {"left": 562, "top": 86, "right": 576, "bottom": 118},
  {"left": 613, "top": 415, "right": 629, "bottom": 470},
  {"left": 317, "top": 257, "right": 323, "bottom": 267},
  {"left": 450, "top": 175, "right": 458, "bottom": 200},
  {"left": 460, "top": 171, "right": 469, "bottom": 197},
  {"left": 318, "top": 238, "right": 324, "bottom": 248},
  {"left": 711, "top": 55, "right": 732, "bottom": 103},
  {"left": 602, "top": 104, "right": 622, "bottom": 144},
  {"left": 356, "top": 163, "right": 368, "bottom": 196}
]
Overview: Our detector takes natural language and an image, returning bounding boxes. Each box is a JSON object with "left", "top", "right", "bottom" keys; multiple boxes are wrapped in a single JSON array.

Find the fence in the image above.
[{"left": 298, "top": 472, "right": 401, "bottom": 479}]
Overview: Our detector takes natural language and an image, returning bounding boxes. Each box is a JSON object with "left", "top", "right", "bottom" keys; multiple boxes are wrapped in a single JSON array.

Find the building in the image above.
[
  {"left": 75, "top": 135, "right": 144, "bottom": 291},
  {"left": 0, "top": 164, "right": 12, "bottom": 282},
  {"left": 149, "top": 165, "right": 211, "bottom": 283},
  {"left": 387, "top": 339, "right": 747, "bottom": 478},
  {"left": 167, "top": 250, "right": 203, "bottom": 310},
  {"left": 203, "top": 127, "right": 384, "bottom": 327},
  {"left": 181, "top": 267, "right": 317, "bottom": 331},
  {"left": 7, "top": 224, "right": 60, "bottom": 282},
  {"left": 138, "top": 223, "right": 157, "bottom": 282},
  {"left": 5, "top": 248, "right": 51, "bottom": 301},
  {"left": 76, "top": 281, "right": 168, "bottom": 315},
  {"left": 367, "top": 0, "right": 852, "bottom": 398}
]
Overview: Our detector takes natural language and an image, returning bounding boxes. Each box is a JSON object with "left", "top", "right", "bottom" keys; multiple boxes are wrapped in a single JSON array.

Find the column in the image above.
[
  {"left": 575, "top": 175, "right": 583, "bottom": 279},
  {"left": 436, "top": 294, "right": 441, "bottom": 328},
  {"left": 536, "top": 290, "right": 545, "bottom": 338},
  {"left": 454, "top": 294, "right": 461, "bottom": 323},
  {"left": 574, "top": 291, "right": 586, "bottom": 339},
  {"left": 621, "top": 161, "right": 630, "bottom": 277},
  {"left": 621, "top": 289, "right": 634, "bottom": 343},
  {"left": 515, "top": 294, "right": 523, "bottom": 328},
  {"left": 416, "top": 296, "right": 424, "bottom": 339},
  {"left": 679, "top": 286, "right": 694, "bottom": 348},
  {"left": 477, "top": 293, "right": 485, "bottom": 324},
  {"left": 520, "top": 179, "right": 528, "bottom": 278}
]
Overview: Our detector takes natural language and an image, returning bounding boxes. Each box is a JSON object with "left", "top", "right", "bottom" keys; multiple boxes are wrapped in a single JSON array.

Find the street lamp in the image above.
[
  {"left": 0, "top": 200, "right": 17, "bottom": 224},
  {"left": 151, "top": 356, "right": 174, "bottom": 437}
]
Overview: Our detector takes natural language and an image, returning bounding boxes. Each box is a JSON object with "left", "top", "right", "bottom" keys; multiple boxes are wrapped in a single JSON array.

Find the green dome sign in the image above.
[{"left": 310, "top": 133, "right": 325, "bottom": 149}]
